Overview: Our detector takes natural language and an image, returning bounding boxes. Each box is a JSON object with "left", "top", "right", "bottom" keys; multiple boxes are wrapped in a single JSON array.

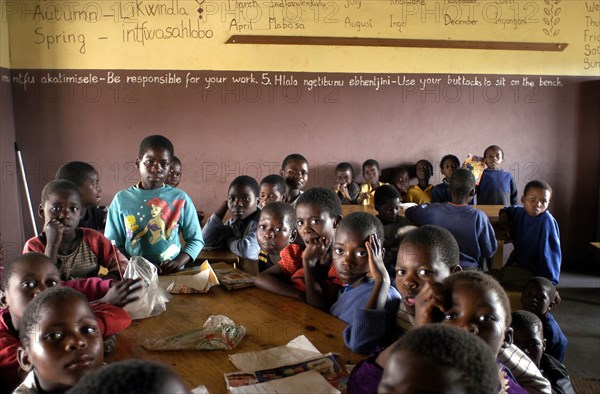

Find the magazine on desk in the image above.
[{"left": 211, "top": 262, "right": 255, "bottom": 290}]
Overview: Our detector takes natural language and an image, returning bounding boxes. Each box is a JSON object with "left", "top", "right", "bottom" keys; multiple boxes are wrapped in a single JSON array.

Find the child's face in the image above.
[
  {"left": 521, "top": 187, "right": 551, "bottom": 217},
  {"left": 332, "top": 227, "right": 370, "bottom": 286},
  {"left": 227, "top": 184, "right": 258, "bottom": 220},
  {"left": 442, "top": 282, "right": 508, "bottom": 354},
  {"left": 40, "top": 189, "right": 82, "bottom": 236},
  {"left": 281, "top": 159, "right": 309, "bottom": 191},
  {"left": 512, "top": 323, "right": 545, "bottom": 367},
  {"left": 484, "top": 148, "right": 503, "bottom": 170},
  {"left": 393, "top": 171, "right": 410, "bottom": 194},
  {"left": 521, "top": 282, "right": 552, "bottom": 317},
  {"left": 2, "top": 257, "right": 60, "bottom": 329},
  {"left": 257, "top": 210, "right": 295, "bottom": 256},
  {"left": 395, "top": 242, "right": 455, "bottom": 316},
  {"left": 166, "top": 162, "right": 182, "bottom": 188},
  {"left": 19, "top": 298, "right": 104, "bottom": 392},
  {"left": 415, "top": 161, "right": 431, "bottom": 182},
  {"left": 376, "top": 198, "right": 401, "bottom": 225},
  {"left": 335, "top": 169, "right": 353, "bottom": 186},
  {"left": 258, "top": 183, "right": 285, "bottom": 209},
  {"left": 295, "top": 202, "right": 337, "bottom": 246},
  {"left": 362, "top": 164, "right": 380, "bottom": 186},
  {"left": 441, "top": 159, "right": 458, "bottom": 180},
  {"left": 137, "top": 147, "right": 172, "bottom": 190},
  {"left": 79, "top": 171, "right": 101, "bottom": 207}
]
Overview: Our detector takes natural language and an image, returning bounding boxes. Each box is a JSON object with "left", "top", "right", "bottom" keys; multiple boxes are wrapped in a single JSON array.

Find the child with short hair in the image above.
[
  {"left": 511, "top": 311, "right": 575, "bottom": 394},
  {"left": 358, "top": 159, "right": 387, "bottom": 207},
  {"left": 405, "top": 168, "right": 497, "bottom": 270},
  {"left": 431, "top": 154, "right": 460, "bottom": 203},
  {"left": 202, "top": 176, "right": 261, "bottom": 261},
  {"left": 333, "top": 162, "right": 360, "bottom": 205},
  {"left": 330, "top": 212, "right": 401, "bottom": 354},
  {"left": 256, "top": 202, "right": 297, "bottom": 273},
  {"left": 477, "top": 145, "right": 518, "bottom": 206},
  {"left": 391, "top": 167, "right": 410, "bottom": 202},
  {"left": 24, "top": 180, "right": 128, "bottom": 280},
  {"left": 280, "top": 154, "right": 309, "bottom": 206},
  {"left": 378, "top": 324, "right": 499, "bottom": 394},
  {"left": 258, "top": 174, "right": 287, "bottom": 209},
  {"left": 499, "top": 180, "right": 561, "bottom": 285},
  {"left": 55, "top": 161, "right": 106, "bottom": 232},
  {"left": 104, "top": 135, "right": 204, "bottom": 274},
  {"left": 14, "top": 287, "right": 104, "bottom": 393},
  {"left": 165, "top": 156, "right": 182, "bottom": 187},
  {"left": 521, "top": 277, "right": 567, "bottom": 363},
  {"left": 406, "top": 159, "right": 434, "bottom": 204}
]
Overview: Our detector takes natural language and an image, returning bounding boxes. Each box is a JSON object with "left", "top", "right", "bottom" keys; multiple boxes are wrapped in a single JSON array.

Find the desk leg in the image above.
[{"left": 492, "top": 241, "right": 504, "bottom": 271}]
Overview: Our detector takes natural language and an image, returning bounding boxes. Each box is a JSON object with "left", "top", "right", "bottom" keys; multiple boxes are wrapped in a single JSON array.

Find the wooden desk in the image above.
[
  {"left": 341, "top": 204, "right": 377, "bottom": 216},
  {"left": 196, "top": 248, "right": 240, "bottom": 265},
  {"left": 106, "top": 287, "right": 362, "bottom": 393}
]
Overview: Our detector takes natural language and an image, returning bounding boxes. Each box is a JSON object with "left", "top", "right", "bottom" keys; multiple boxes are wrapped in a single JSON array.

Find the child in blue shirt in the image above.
[
  {"left": 104, "top": 135, "right": 204, "bottom": 274},
  {"left": 430, "top": 154, "right": 460, "bottom": 203},
  {"left": 477, "top": 144, "right": 518, "bottom": 206}
]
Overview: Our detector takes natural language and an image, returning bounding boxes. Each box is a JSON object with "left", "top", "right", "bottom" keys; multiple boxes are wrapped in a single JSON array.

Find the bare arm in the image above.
[{"left": 255, "top": 264, "right": 304, "bottom": 301}]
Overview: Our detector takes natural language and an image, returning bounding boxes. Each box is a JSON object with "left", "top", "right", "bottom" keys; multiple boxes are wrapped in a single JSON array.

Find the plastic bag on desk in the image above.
[{"left": 123, "top": 256, "right": 171, "bottom": 319}]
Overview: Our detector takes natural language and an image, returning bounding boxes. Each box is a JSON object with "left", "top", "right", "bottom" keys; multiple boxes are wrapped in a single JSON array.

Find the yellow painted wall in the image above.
[
  {"left": 0, "top": 3, "right": 10, "bottom": 69},
  {"left": 3, "top": 0, "right": 599, "bottom": 75}
]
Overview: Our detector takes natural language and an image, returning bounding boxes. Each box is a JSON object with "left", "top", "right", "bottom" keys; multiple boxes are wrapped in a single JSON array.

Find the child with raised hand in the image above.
[
  {"left": 477, "top": 144, "right": 518, "bottom": 206},
  {"left": 330, "top": 212, "right": 401, "bottom": 354},
  {"left": 55, "top": 161, "right": 106, "bottom": 232},
  {"left": 24, "top": 180, "right": 128, "bottom": 280},
  {"left": 406, "top": 159, "right": 434, "bottom": 204},
  {"left": 255, "top": 188, "right": 343, "bottom": 304},
  {"left": 378, "top": 324, "right": 499, "bottom": 394},
  {"left": 333, "top": 162, "right": 360, "bottom": 205},
  {"left": 521, "top": 277, "right": 567, "bottom": 363},
  {"left": 105, "top": 135, "right": 204, "bottom": 274},
  {"left": 165, "top": 156, "right": 182, "bottom": 188},
  {"left": 511, "top": 311, "right": 575, "bottom": 394},
  {"left": 431, "top": 154, "right": 460, "bottom": 203},
  {"left": 256, "top": 202, "right": 297, "bottom": 273},
  {"left": 202, "top": 176, "right": 261, "bottom": 261},
  {"left": 280, "top": 154, "right": 309, "bottom": 206},
  {"left": 391, "top": 167, "right": 410, "bottom": 202},
  {"left": 499, "top": 180, "right": 561, "bottom": 286},
  {"left": 14, "top": 287, "right": 104, "bottom": 394},
  {"left": 258, "top": 174, "right": 287, "bottom": 209},
  {"left": 357, "top": 159, "right": 387, "bottom": 207}
]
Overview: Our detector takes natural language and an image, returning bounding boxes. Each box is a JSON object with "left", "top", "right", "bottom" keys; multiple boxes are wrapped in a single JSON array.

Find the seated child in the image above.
[
  {"left": 378, "top": 324, "right": 499, "bottom": 394},
  {"left": 24, "top": 180, "right": 128, "bottom": 280},
  {"left": 202, "top": 176, "right": 261, "bottom": 261},
  {"left": 256, "top": 202, "right": 297, "bottom": 273},
  {"left": 14, "top": 287, "right": 104, "bottom": 394},
  {"left": 258, "top": 174, "right": 287, "bottom": 209},
  {"left": 255, "top": 188, "right": 343, "bottom": 305},
  {"left": 0, "top": 253, "right": 138, "bottom": 393},
  {"left": 358, "top": 159, "right": 387, "bottom": 207},
  {"left": 499, "top": 180, "right": 561, "bottom": 286},
  {"left": 330, "top": 212, "right": 401, "bottom": 354},
  {"left": 521, "top": 277, "right": 567, "bottom": 363},
  {"left": 333, "top": 162, "right": 360, "bottom": 205},
  {"left": 279, "top": 154, "right": 309, "bottom": 207},
  {"left": 104, "top": 135, "right": 204, "bottom": 274},
  {"left": 391, "top": 167, "right": 410, "bottom": 202},
  {"left": 165, "top": 156, "right": 182, "bottom": 187},
  {"left": 67, "top": 359, "right": 191, "bottom": 394},
  {"left": 511, "top": 311, "right": 575, "bottom": 394},
  {"left": 373, "top": 185, "right": 411, "bottom": 280},
  {"left": 55, "top": 161, "right": 106, "bottom": 232},
  {"left": 406, "top": 159, "right": 434, "bottom": 204},
  {"left": 477, "top": 145, "right": 518, "bottom": 206},
  {"left": 430, "top": 154, "right": 460, "bottom": 203},
  {"left": 405, "top": 169, "right": 497, "bottom": 270}
]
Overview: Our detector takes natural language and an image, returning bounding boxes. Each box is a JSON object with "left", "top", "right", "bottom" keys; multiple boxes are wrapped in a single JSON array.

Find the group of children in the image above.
[{"left": 0, "top": 134, "right": 570, "bottom": 393}]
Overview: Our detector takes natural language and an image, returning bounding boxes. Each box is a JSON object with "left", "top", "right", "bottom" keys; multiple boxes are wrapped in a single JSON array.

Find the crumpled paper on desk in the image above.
[
  {"left": 143, "top": 315, "right": 246, "bottom": 350},
  {"left": 160, "top": 260, "right": 219, "bottom": 294}
]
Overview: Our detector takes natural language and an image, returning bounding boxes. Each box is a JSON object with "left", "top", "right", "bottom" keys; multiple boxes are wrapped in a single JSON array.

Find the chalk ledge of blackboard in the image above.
[{"left": 226, "top": 36, "right": 568, "bottom": 52}]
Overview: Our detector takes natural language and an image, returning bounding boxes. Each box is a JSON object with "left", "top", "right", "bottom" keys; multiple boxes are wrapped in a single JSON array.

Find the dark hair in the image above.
[
  {"left": 229, "top": 176, "right": 259, "bottom": 197},
  {"left": 1, "top": 253, "right": 53, "bottom": 290},
  {"left": 387, "top": 325, "right": 498, "bottom": 394},
  {"left": 483, "top": 145, "right": 504, "bottom": 159},
  {"left": 523, "top": 180, "right": 552, "bottom": 196},
  {"left": 362, "top": 159, "right": 380, "bottom": 171},
  {"left": 171, "top": 156, "right": 182, "bottom": 166},
  {"left": 66, "top": 359, "right": 184, "bottom": 394},
  {"left": 55, "top": 161, "right": 97, "bottom": 186},
  {"left": 20, "top": 287, "right": 89, "bottom": 348},
  {"left": 511, "top": 310, "right": 544, "bottom": 339},
  {"left": 401, "top": 225, "right": 460, "bottom": 269},
  {"left": 261, "top": 202, "right": 296, "bottom": 229},
  {"left": 41, "top": 179, "right": 82, "bottom": 205},
  {"left": 449, "top": 168, "right": 476, "bottom": 198},
  {"left": 138, "top": 135, "right": 174, "bottom": 159},
  {"left": 374, "top": 185, "right": 400, "bottom": 208},
  {"left": 337, "top": 211, "right": 384, "bottom": 241},
  {"left": 392, "top": 167, "right": 409, "bottom": 178},
  {"left": 260, "top": 174, "right": 287, "bottom": 195},
  {"left": 335, "top": 162, "right": 354, "bottom": 176},
  {"left": 524, "top": 276, "right": 557, "bottom": 300},
  {"left": 281, "top": 153, "right": 308, "bottom": 169},
  {"left": 296, "top": 187, "right": 342, "bottom": 218},
  {"left": 440, "top": 154, "right": 460, "bottom": 170},
  {"left": 444, "top": 271, "right": 511, "bottom": 327},
  {"left": 416, "top": 159, "right": 434, "bottom": 176}
]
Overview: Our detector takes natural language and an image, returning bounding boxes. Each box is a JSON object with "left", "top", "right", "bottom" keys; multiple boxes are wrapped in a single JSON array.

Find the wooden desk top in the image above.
[
  {"left": 106, "top": 287, "right": 362, "bottom": 393},
  {"left": 195, "top": 248, "right": 240, "bottom": 265}
]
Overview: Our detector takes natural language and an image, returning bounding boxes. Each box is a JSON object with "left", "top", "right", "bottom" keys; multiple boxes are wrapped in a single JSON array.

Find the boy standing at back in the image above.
[
  {"left": 104, "top": 135, "right": 204, "bottom": 274},
  {"left": 280, "top": 154, "right": 309, "bottom": 207}
]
